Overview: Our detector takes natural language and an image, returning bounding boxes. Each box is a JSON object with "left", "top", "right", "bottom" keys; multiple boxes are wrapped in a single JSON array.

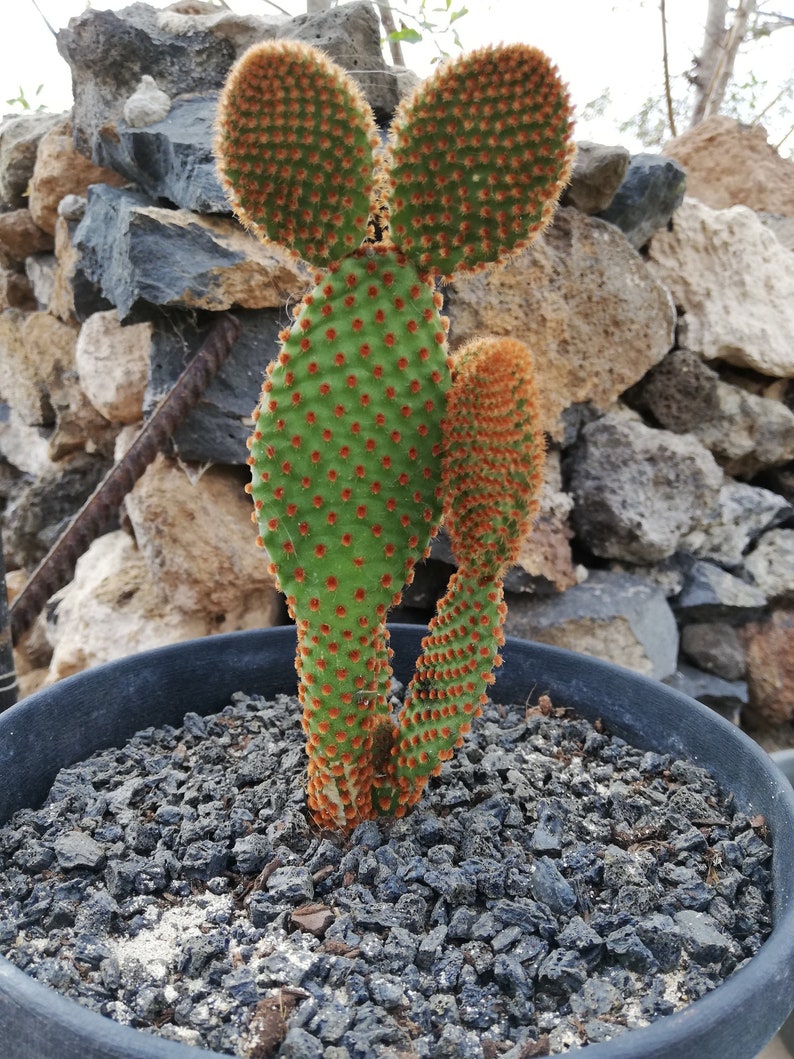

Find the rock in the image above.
[
  {"left": 50, "top": 217, "right": 82, "bottom": 322},
  {"left": 73, "top": 184, "right": 311, "bottom": 322},
  {"left": 674, "top": 561, "right": 767, "bottom": 623},
  {"left": 568, "top": 411, "right": 724, "bottom": 563},
  {"left": 2, "top": 452, "right": 111, "bottom": 570},
  {"left": 54, "top": 831, "right": 107, "bottom": 872},
  {"left": 0, "top": 209, "right": 54, "bottom": 262},
  {"left": 664, "top": 116, "right": 794, "bottom": 217},
  {"left": 447, "top": 208, "right": 676, "bottom": 439},
  {"left": 75, "top": 311, "right": 151, "bottom": 424},
  {"left": 123, "top": 74, "right": 171, "bottom": 127},
  {"left": 687, "top": 379, "right": 794, "bottom": 478},
  {"left": 0, "top": 111, "right": 65, "bottom": 208},
  {"left": 646, "top": 198, "right": 794, "bottom": 378},
  {"left": 742, "top": 609, "right": 794, "bottom": 726},
  {"left": 743, "top": 529, "right": 794, "bottom": 603},
  {"left": 145, "top": 309, "right": 285, "bottom": 466},
  {"left": 57, "top": 3, "right": 238, "bottom": 165},
  {"left": 596, "top": 153, "right": 686, "bottom": 249},
  {"left": 156, "top": 5, "right": 279, "bottom": 54},
  {"left": 759, "top": 212, "right": 794, "bottom": 252},
  {"left": 25, "top": 253, "right": 58, "bottom": 311},
  {"left": 503, "top": 570, "right": 679, "bottom": 680},
  {"left": 680, "top": 623, "right": 747, "bottom": 682},
  {"left": 96, "top": 95, "right": 229, "bottom": 214},
  {"left": 0, "top": 268, "right": 37, "bottom": 312},
  {"left": 124, "top": 454, "right": 281, "bottom": 624},
  {"left": 27, "top": 119, "right": 127, "bottom": 236},
  {"left": 664, "top": 665, "right": 747, "bottom": 725},
  {"left": 0, "top": 406, "right": 55, "bottom": 478},
  {"left": 45, "top": 531, "right": 210, "bottom": 682},
  {"left": 623, "top": 348, "right": 720, "bottom": 433},
  {"left": 561, "top": 141, "right": 630, "bottom": 214},
  {"left": 275, "top": 1, "right": 401, "bottom": 122},
  {"left": 0, "top": 309, "right": 79, "bottom": 426},
  {"left": 678, "top": 481, "right": 792, "bottom": 569}
]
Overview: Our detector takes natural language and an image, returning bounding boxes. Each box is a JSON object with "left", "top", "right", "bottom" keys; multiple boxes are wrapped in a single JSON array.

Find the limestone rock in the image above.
[
  {"left": 27, "top": 119, "right": 127, "bottom": 236},
  {"left": 568, "top": 412, "right": 724, "bottom": 563},
  {"left": 0, "top": 111, "right": 65, "bottom": 208},
  {"left": 0, "top": 407, "right": 55, "bottom": 477},
  {"left": 123, "top": 74, "right": 171, "bottom": 127},
  {"left": 145, "top": 308, "right": 284, "bottom": 466},
  {"left": 688, "top": 379, "right": 794, "bottom": 478},
  {"left": 678, "top": 481, "right": 792, "bottom": 569},
  {"left": 596, "top": 153, "right": 686, "bottom": 249},
  {"left": 674, "top": 561, "right": 767, "bottom": 622},
  {"left": 447, "top": 208, "right": 676, "bottom": 439},
  {"left": 124, "top": 454, "right": 281, "bottom": 622},
  {"left": 680, "top": 622, "right": 746, "bottom": 682},
  {"left": 561, "top": 141, "right": 630, "bottom": 214},
  {"left": 663, "top": 665, "right": 746, "bottom": 725},
  {"left": 25, "top": 253, "right": 57, "bottom": 311},
  {"left": 503, "top": 570, "right": 679, "bottom": 681},
  {"left": 156, "top": 4, "right": 279, "bottom": 54},
  {"left": 664, "top": 116, "right": 794, "bottom": 217},
  {"left": 50, "top": 216, "right": 81, "bottom": 322},
  {"left": 97, "top": 95, "right": 229, "bottom": 214},
  {"left": 742, "top": 610, "right": 794, "bottom": 726},
  {"left": 75, "top": 311, "right": 151, "bottom": 424},
  {"left": 0, "top": 309, "right": 79, "bottom": 426},
  {"left": 743, "top": 529, "right": 794, "bottom": 603},
  {"left": 0, "top": 209, "right": 54, "bottom": 263},
  {"left": 624, "top": 349, "right": 720, "bottom": 434},
  {"left": 646, "top": 198, "right": 794, "bottom": 378},
  {"left": 73, "top": 184, "right": 311, "bottom": 321},
  {"left": 45, "top": 531, "right": 209, "bottom": 682}
]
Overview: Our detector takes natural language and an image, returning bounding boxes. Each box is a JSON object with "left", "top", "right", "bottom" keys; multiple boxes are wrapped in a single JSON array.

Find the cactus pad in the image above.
[
  {"left": 387, "top": 43, "right": 575, "bottom": 277},
  {"left": 216, "top": 40, "right": 381, "bottom": 267}
]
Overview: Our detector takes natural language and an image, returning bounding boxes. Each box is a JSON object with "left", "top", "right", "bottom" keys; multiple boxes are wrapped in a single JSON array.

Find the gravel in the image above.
[{"left": 0, "top": 690, "right": 774, "bottom": 1057}]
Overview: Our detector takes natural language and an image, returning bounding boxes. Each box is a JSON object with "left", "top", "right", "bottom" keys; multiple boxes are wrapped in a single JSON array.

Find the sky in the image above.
[{"left": 1, "top": 0, "right": 792, "bottom": 154}]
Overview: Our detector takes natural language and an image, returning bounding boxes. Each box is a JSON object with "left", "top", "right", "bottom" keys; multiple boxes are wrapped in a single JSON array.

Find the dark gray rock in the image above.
[
  {"left": 743, "top": 528, "right": 794, "bottom": 603},
  {"left": 568, "top": 411, "right": 723, "bottom": 563},
  {"left": 146, "top": 308, "right": 285, "bottom": 466},
  {"left": 624, "top": 348, "right": 720, "bottom": 434},
  {"left": 0, "top": 112, "right": 65, "bottom": 208},
  {"left": 528, "top": 857, "right": 576, "bottom": 916},
  {"left": 674, "top": 560, "right": 767, "bottom": 622},
  {"left": 665, "top": 665, "right": 747, "bottom": 725},
  {"left": 96, "top": 95, "right": 228, "bottom": 214},
  {"left": 562, "top": 141, "right": 631, "bottom": 214},
  {"left": 680, "top": 481, "right": 792, "bottom": 570},
  {"left": 53, "top": 831, "right": 106, "bottom": 872},
  {"left": 680, "top": 622, "right": 747, "bottom": 681},
  {"left": 57, "top": 3, "right": 237, "bottom": 164},
  {"left": 674, "top": 909, "right": 732, "bottom": 966},
  {"left": 597, "top": 153, "right": 686, "bottom": 249}
]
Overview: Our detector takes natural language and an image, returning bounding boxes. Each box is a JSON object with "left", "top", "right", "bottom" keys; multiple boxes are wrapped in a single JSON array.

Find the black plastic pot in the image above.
[
  {"left": 2, "top": 625, "right": 794, "bottom": 1059},
  {"left": 771, "top": 749, "right": 794, "bottom": 1058}
]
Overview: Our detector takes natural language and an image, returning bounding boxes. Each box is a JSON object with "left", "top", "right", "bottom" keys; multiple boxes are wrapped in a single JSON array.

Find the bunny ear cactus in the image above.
[{"left": 216, "top": 38, "right": 574, "bottom": 831}]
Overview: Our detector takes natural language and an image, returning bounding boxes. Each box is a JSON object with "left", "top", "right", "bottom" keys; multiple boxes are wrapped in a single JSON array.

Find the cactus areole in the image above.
[{"left": 216, "top": 38, "right": 574, "bottom": 831}]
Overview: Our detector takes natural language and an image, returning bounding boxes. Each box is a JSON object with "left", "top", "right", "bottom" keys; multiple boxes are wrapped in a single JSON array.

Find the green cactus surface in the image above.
[
  {"left": 247, "top": 245, "right": 450, "bottom": 829},
  {"left": 218, "top": 37, "right": 574, "bottom": 832}
]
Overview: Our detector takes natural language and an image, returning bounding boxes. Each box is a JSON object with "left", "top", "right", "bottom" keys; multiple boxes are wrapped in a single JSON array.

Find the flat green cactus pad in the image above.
[{"left": 216, "top": 40, "right": 380, "bottom": 267}]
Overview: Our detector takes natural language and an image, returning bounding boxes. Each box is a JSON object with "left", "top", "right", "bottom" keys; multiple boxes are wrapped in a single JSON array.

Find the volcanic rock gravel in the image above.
[{"left": 0, "top": 690, "right": 774, "bottom": 1057}]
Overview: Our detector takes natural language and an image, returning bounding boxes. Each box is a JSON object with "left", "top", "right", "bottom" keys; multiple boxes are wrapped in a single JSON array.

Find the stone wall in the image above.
[{"left": 2, "top": 1, "right": 794, "bottom": 742}]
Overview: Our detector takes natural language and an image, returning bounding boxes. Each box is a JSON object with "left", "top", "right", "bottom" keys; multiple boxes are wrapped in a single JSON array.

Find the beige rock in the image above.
[
  {"left": 0, "top": 111, "right": 64, "bottom": 208},
  {"left": 75, "top": 311, "right": 151, "bottom": 424},
  {"left": 0, "top": 208, "right": 53, "bottom": 262},
  {"left": 0, "top": 407, "right": 56, "bottom": 476},
  {"left": 124, "top": 455, "right": 281, "bottom": 624},
  {"left": 46, "top": 531, "right": 209, "bottom": 682},
  {"left": 742, "top": 609, "right": 794, "bottom": 726},
  {"left": 0, "top": 309, "right": 78, "bottom": 425},
  {"left": 28, "top": 118, "right": 126, "bottom": 235},
  {"left": 664, "top": 116, "right": 794, "bottom": 216},
  {"left": 512, "top": 455, "right": 579, "bottom": 593},
  {"left": 646, "top": 198, "right": 794, "bottom": 377},
  {"left": 50, "top": 216, "right": 79, "bottom": 321},
  {"left": 447, "top": 207, "right": 676, "bottom": 438}
]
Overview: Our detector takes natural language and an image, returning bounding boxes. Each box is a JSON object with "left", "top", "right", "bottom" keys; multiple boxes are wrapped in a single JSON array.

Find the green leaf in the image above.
[
  {"left": 450, "top": 6, "right": 468, "bottom": 24},
  {"left": 388, "top": 27, "right": 423, "bottom": 43}
]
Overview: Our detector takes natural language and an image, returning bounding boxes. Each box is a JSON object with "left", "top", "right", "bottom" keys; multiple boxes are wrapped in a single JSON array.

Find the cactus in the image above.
[{"left": 216, "top": 38, "right": 574, "bottom": 831}]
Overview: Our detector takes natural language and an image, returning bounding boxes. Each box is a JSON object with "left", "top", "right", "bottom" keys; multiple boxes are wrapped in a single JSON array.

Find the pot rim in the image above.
[{"left": 1, "top": 625, "right": 793, "bottom": 1059}]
